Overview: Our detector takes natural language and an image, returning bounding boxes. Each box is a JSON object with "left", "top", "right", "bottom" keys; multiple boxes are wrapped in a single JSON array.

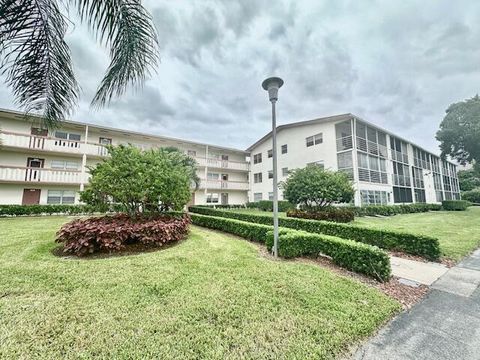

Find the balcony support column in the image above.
[{"left": 80, "top": 125, "right": 89, "bottom": 192}]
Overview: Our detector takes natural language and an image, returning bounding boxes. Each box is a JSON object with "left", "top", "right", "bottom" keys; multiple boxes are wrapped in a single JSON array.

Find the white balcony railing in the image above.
[
  {"left": 0, "top": 166, "right": 85, "bottom": 184},
  {"left": 199, "top": 179, "right": 249, "bottom": 191},
  {"left": 195, "top": 157, "right": 249, "bottom": 171},
  {"left": 0, "top": 130, "right": 107, "bottom": 157}
]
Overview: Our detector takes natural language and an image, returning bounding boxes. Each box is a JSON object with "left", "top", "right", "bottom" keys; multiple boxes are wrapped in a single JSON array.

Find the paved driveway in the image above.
[{"left": 355, "top": 250, "right": 480, "bottom": 360}]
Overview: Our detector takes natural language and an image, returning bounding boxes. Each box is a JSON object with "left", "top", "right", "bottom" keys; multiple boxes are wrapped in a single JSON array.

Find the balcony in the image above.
[
  {"left": 195, "top": 157, "right": 249, "bottom": 171},
  {"left": 0, "top": 130, "right": 107, "bottom": 157},
  {"left": 0, "top": 165, "right": 85, "bottom": 185},
  {"left": 199, "top": 179, "right": 249, "bottom": 191}
]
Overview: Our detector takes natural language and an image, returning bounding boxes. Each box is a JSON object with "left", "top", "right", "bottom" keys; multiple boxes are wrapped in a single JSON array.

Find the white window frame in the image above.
[
  {"left": 253, "top": 193, "right": 263, "bottom": 202},
  {"left": 281, "top": 144, "right": 288, "bottom": 154},
  {"left": 282, "top": 167, "right": 289, "bottom": 176},
  {"left": 206, "top": 193, "right": 219, "bottom": 203},
  {"left": 47, "top": 190, "right": 76, "bottom": 204}
]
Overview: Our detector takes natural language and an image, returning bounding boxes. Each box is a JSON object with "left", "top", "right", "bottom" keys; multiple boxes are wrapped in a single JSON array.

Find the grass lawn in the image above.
[
  {"left": 354, "top": 207, "right": 480, "bottom": 261},
  {"left": 0, "top": 216, "right": 399, "bottom": 359}
]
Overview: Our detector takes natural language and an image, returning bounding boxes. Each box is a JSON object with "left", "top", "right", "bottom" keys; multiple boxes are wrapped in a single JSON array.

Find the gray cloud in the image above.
[{"left": 1, "top": 0, "right": 479, "bottom": 154}]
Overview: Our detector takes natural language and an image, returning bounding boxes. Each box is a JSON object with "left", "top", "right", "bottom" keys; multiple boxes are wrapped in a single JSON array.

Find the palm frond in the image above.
[
  {"left": 75, "top": 0, "right": 159, "bottom": 107},
  {"left": 0, "top": 0, "right": 79, "bottom": 129}
]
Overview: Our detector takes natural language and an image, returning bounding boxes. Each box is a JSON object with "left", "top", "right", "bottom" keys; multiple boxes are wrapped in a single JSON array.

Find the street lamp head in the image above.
[{"left": 262, "top": 77, "right": 284, "bottom": 102}]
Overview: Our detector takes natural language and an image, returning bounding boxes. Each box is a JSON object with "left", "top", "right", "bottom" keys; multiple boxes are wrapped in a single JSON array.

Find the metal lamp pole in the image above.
[{"left": 262, "top": 77, "right": 284, "bottom": 258}]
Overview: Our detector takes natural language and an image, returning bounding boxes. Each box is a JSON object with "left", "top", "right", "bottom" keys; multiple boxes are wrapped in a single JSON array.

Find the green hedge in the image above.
[
  {"left": 287, "top": 208, "right": 355, "bottom": 223},
  {"left": 265, "top": 229, "right": 391, "bottom": 281},
  {"left": 442, "top": 200, "right": 471, "bottom": 211},
  {"left": 188, "top": 206, "right": 441, "bottom": 260},
  {"left": 353, "top": 203, "right": 442, "bottom": 217},
  {"left": 246, "top": 200, "right": 295, "bottom": 212},
  {"left": 189, "top": 213, "right": 272, "bottom": 243},
  {"left": 195, "top": 204, "right": 246, "bottom": 209},
  {"left": 188, "top": 211, "right": 391, "bottom": 280},
  {"left": 0, "top": 204, "right": 100, "bottom": 217}
]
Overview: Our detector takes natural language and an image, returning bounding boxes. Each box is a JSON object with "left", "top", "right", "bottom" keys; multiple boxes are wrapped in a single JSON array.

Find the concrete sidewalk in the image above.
[
  {"left": 355, "top": 249, "right": 480, "bottom": 360},
  {"left": 390, "top": 256, "right": 448, "bottom": 285}
]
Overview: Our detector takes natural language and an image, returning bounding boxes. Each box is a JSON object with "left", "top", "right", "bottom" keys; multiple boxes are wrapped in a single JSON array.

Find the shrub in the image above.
[
  {"left": 56, "top": 213, "right": 190, "bottom": 256},
  {"left": 195, "top": 204, "right": 247, "bottom": 209},
  {"left": 282, "top": 165, "right": 354, "bottom": 209},
  {"left": 188, "top": 212, "right": 391, "bottom": 280},
  {"left": 265, "top": 230, "right": 391, "bottom": 281},
  {"left": 81, "top": 145, "right": 195, "bottom": 215},
  {"left": 287, "top": 207, "right": 354, "bottom": 223},
  {"left": 353, "top": 203, "right": 442, "bottom": 217},
  {"left": 0, "top": 204, "right": 101, "bottom": 217},
  {"left": 188, "top": 206, "right": 441, "bottom": 260},
  {"left": 462, "top": 189, "right": 480, "bottom": 204},
  {"left": 442, "top": 200, "right": 471, "bottom": 211}
]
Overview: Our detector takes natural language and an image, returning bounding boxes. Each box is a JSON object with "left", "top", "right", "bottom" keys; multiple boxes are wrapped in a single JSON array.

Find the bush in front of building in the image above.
[
  {"left": 287, "top": 207, "right": 355, "bottom": 223},
  {"left": 187, "top": 211, "right": 391, "bottom": 280},
  {"left": 282, "top": 165, "right": 354, "bottom": 210},
  {"left": 441, "top": 200, "right": 471, "bottom": 211},
  {"left": 265, "top": 229, "right": 391, "bottom": 281},
  {"left": 461, "top": 189, "right": 480, "bottom": 204},
  {"left": 188, "top": 206, "right": 441, "bottom": 260},
  {"left": 250, "top": 200, "right": 295, "bottom": 212},
  {"left": 56, "top": 213, "right": 190, "bottom": 256},
  {"left": 81, "top": 145, "right": 195, "bottom": 214},
  {"left": 196, "top": 204, "right": 247, "bottom": 209}
]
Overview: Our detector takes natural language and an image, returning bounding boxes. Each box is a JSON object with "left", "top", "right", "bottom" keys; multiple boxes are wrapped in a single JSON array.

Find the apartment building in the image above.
[
  {"left": 0, "top": 109, "right": 249, "bottom": 206},
  {"left": 248, "top": 114, "right": 460, "bottom": 206}
]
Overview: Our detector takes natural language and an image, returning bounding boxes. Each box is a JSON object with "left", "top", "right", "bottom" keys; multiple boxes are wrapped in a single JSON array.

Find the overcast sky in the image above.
[{"left": 1, "top": 0, "right": 479, "bottom": 152}]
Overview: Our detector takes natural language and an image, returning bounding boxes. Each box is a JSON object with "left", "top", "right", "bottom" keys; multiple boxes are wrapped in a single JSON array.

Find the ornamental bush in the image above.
[
  {"left": 188, "top": 206, "right": 441, "bottom": 260},
  {"left": 81, "top": 145, "right": 195, "bottom": 215},
  {"left": 287, "top": 207, "right": 355, "bottom": 223},
  {"left": 56, "top": 213, "right": 190, "bottom": 256},
  {"left": 442, "top": 200, "right": 471, "bottom": 211},
  {"left": 461, "top": 189, "right": 480, "bottom": 204},
  {"left": 282, "top": 165, "right": 354, "bottom": 209}
]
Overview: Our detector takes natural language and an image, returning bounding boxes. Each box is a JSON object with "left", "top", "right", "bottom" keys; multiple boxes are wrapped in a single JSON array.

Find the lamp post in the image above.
[{"left": 262, "top": 77, "right": 284, "bottom": 258}]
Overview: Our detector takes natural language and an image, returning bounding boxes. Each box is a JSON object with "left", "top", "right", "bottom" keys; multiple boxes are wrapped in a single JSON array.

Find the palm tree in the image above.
[{"left": 0, "top": 1, "right": 159, "bottom": 129}]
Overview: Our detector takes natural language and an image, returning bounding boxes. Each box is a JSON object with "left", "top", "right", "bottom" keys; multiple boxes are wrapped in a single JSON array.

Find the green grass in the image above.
[
  {"left": 0, "top": 217, "right": 399, "bottom": 359},
  {"left": 353, "top": 207, "right": 480, "bottom": 261}
]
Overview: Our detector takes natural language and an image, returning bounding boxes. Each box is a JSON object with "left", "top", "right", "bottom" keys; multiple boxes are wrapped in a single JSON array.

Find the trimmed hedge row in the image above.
[
  {"left": 189, "top": 212, "right": 272, "bottom": 243},
  {"left": 265, "top": 229, "right": 391, "bottom": 281},
  {"left": 188, "top": 206, "right": 441, "bottom": 260},
  {"left": 0, "top": 204, "right": 101, "bottom": 217},
  {"left": 353, "top": 203, "right": 442, "bottom": 217},
  {"left": 188, "top": 212, "right": 391, "bottom": 280},
  {"left": 246, "top": 200, "right": 295, "bottom": 212},
  {"left": 195, "top": 204, "right": 246, "bottom": 209},
  {"left": 442, "top": 200, "right": 471, "bottom": 211},
  {"left": 287, "top": 208, "right": 355, "bottom": 223}
]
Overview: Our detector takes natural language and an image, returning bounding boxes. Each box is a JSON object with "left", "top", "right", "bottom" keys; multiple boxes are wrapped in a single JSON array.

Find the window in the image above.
[
  {"left": 253, "top": 193, "right": 262, "bottom": 202},
  {"left": 268, "top": 192, "right": 274, "bottom": 201},
  {"left": 206, "top": 193, "right": 219, "bottom": 203},
  {"left": 51, "top": 160, "right": 79, "bottom": 170},
  {"left": 306, "top": 133, "right": 323, "bottom": 147},
  {"left": 54, "top": 131, "right": 81, "bottom": 141},
  {"left": 187, "top": 150, "right": 197, "bottom": 157},
  {"left": 268, "top": 170, "right": 273, "bottom": 179},
  {"left": 282, "top": 167, "right": 289, "bottom": 176},
  {"left": 393, "top": 187, "right": 413, "bottom": 203},
  {"left": 253, "top": 153, "right": 262, "bottom": 164},
  {"left": 281, "top": 144, "right": 287, "bottom": 154},
  {"left": 337, "top": 151, "right": 353, "bottom": 179},
  {"left": 254, "top": 173, "right": 263, "bottom": 183},
  {"left": 307, "top": 161, "right": 325, "bottom": 169},
  {"left": 47, "top": 190, "right": 75, "bottom": 204},
  {"left": 268, "top": 149, "right": 273, "bottom": 158},
  {"left": 207, "top": 173, "right": 219, "bottom": 180},
  {"left": 336, "top": 120, "right": 353, "bottom": 151},
  {"left": 360, "top": 190, "right": 389, "bottom": 206}
]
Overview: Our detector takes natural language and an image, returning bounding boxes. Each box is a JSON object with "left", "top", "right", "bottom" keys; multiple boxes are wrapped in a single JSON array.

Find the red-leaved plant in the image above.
[{"left": 56, "top": 214, "right": 190, "bottom": 256}]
